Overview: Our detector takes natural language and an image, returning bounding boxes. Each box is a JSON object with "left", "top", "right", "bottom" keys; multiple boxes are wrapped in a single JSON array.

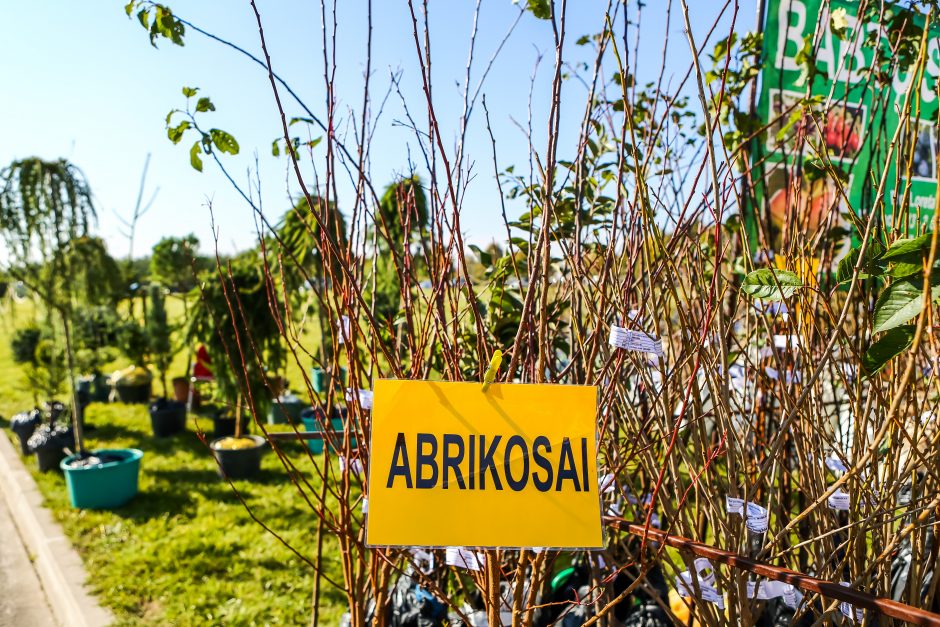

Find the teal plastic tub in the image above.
[
  {"left": 301, "top": 414, "right": 347, "bottom": 454},
  {"left": 267, "top": 396, "right": 307, "bottom": 425},
  {"left": 60, "top": 449, "right": 143, "bottom": 509}
]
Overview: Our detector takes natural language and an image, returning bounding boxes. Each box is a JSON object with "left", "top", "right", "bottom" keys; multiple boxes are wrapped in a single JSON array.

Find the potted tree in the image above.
[
  {"left": 147, "top": 284, "right": 186, "bottom": 437},
  {"left": 72, "top": 306, "right": 120, "bottom": 403},
  {"left": 149, "top": 234, "right": 201, "bottom": 402},
  {"left": 112, "top": 316, "right": 153, "bottom": 403},
  {"left": 0, "top": 158, "right": 143, "bottom": 506},
  {"left": 188, "top": 258, "right": 281, "bottom": 479}
]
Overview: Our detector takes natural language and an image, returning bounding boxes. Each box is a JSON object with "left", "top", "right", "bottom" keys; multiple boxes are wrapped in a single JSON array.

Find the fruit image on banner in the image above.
[{"left": 366, "top": 380, "right": 602, "bottom": 549}]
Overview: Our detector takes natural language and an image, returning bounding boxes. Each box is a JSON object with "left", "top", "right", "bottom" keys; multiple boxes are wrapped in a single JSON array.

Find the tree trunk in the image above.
[{"left": 60, "top": 310, "right": 85, "bottom": 454}]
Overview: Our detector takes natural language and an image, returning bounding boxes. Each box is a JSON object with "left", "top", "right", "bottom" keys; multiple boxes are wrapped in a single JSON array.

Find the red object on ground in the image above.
[{"left": 193, "top": 345, "right": 213, "bottom": 380}]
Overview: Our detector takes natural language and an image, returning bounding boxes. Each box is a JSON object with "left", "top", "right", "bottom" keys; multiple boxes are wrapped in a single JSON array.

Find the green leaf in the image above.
[
  {"left": 872, "top": 274, "right": 940, "bottom": 333},
  {"left": 137, "top": 8, "right": 149, "bottom": 29},
  {"left": 469, "top": 244, "right": 492, "bottom": 267},
  {"left": 887, "top": 261, "right": 922, "bottom": 278},
  {"left": 307, "top": 137, "right": 322, "bottom": 149},
  {"left": 271, "top": 139, "right": 280, "bottom": 157},
  {"left": 166, "top": 120, "right": 191, "bottom": 144},
  {"left": 881, "top": 232, "right": 933, "bottom": 260},
  {"left": 740, "top": 269, "right": 802, "bottom": 301},
  {"left": 862, "top": 325, "right": 916, "bottom": 376},
  {"left": 209, "top": 129, "right": 239, "bottom": 155},
  {"left": 289, "top": 116, "right": 315, "bottom": 127},
  {"left": 526, "top": 0, "right": 552, "bottom": 19},
  {"left": 125, "top": 1, "right": 136, "bottom": 17},
  {"left": 182, "top": 86, "right": 198, "bottom": 98},
  {"left": 836, "top": 241, "right": 883, "bottom": 283},
  {"left": 189, "top": 141, "right": 203, "bottom": 172},
  {"left": 195, "top": 97, "right": 215, "bottom": 113}
]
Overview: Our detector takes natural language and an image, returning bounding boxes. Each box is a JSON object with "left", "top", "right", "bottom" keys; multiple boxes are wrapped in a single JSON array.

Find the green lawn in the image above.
[{"left": 0, "top": 299, "right": 347, "bottom": 626}]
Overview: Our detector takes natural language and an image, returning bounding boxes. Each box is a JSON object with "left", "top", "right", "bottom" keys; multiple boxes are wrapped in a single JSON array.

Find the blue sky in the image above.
[{"left": 1, "top": 1, "right": 754, "bottom": 257}]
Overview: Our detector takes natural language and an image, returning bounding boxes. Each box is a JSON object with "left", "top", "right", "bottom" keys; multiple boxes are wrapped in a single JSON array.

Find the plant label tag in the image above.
[
  {"left": 828, "top": 490, "right": 850, "bottom": 511},
  {"left": 825, "top": 457, "right": 847, "bottom": 473},
  {"left": 445, "top": 547, "right": 484, "bottom": 571},
  {"left": 345, "top": 388, "right": 374, "bottom": 409},
  {"left": 839, "top": 583, "right": 864, "bottom": 622},
  {"left": 337, "top": 315, "right": 351, "bottom": 344},
  {"left": 609, "top": 326, "right": 663, "bottom": 356}
]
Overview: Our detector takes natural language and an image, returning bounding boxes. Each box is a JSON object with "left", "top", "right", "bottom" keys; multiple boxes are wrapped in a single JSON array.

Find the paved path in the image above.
[{"left": 0, "top": 494, "right": 56, "bottom": 626}]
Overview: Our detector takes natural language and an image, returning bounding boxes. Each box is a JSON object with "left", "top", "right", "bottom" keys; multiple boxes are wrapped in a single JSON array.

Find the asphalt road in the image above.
[{"left": 0, "top": 496, "right": 55, "bottom": 626}]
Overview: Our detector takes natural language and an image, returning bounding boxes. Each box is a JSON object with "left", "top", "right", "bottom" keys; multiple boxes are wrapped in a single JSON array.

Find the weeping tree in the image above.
[
  {"left": 0, "top": 158, "right": 97, "bottom": 454},
  {"left": 276, "top": 195, "right": 346, "bottom": 367}
]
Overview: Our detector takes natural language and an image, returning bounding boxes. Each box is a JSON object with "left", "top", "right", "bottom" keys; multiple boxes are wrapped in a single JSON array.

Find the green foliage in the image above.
[
  {"left": 526, "top": 0, "right": 551, "bottom": 19},
  {"left": 872, "top": 273, "right": 940, "bottom": 333},
  {"left": 147, "top": 284, "right": 174, "bottom": 396},
  {"left": 276, "top": 195, "right": 346, "bottom": 290},
  {"left": 58, "top": 236, "right": 123, "bottom": 307},
  {"left": 118, "top": 318, "right": 150, "bottom": 366},
  {"left": 740, "top": 269, "right": 803, "bottom": 301},
  {"left": 31, "top": 338, "right": 66, "bottom": 399},
  {"left": 187, "top": 260, "right": 284, "bottom": 416},
  {"left": 378, "top": 175, "right": 428, "bottom": 249},
  {"left": 166, "top": 90, "right": 239, "bottom": 172},
  {"left": 150, "top": 235, "right": 199, "bottom": 292},
  {"left": 10, "top": 326, "right": 41, "bottom": 365},
  {"left": 126, "top": 1, "right": 185, "bottom": 47},
  {"left": 862, "top": 325, "right": 916, "bottom": 376},
  {"left": 72, "top": 307, "right": 121, "bottom": 374}
]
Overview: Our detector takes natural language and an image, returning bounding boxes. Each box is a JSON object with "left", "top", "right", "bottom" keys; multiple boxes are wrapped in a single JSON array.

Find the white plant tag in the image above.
[
  {"left": 839, "top": 583, "right": 864, "bottom": 622},
  {"left": 746, "top": 580, "right": 803, "bottom": 609},
  {"left": 410, "top": 549, "right": 434, "bottom": 575},
  {"left": 361, "top": 497, "right": 368, "bottom": 514},
  {"left": 773, "top": 334, "right": 800, "bottom": 349},
  {"left": 609, "top": 325, "right": 663, "bottom": 356},
  {"left": 828, "top": 489, "right": 850, "bottom": 511},
  {"left": 345, "top": 388, "right": 373, "bottom": 409},
  {"left": 446, "top": 547, "right": 484, "bottom": 571},
  {"left": 337, "top": 315, "right": 351, "bottom": 344},
  {"left": 598, "top": 472, "right": 616, "bottom": 494},
  {"left": 726, "top": 497, "right": 769, "bottom": 532},
  {"left": 675, "top": 559, "right": 724, "bottom": 609},
  {"left": 339, "top": 456, "right": 364, "bottom": 475}
]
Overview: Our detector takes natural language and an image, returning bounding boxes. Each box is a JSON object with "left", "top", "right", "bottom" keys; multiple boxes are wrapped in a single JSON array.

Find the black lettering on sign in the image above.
[
  {"left": 504, "top": 435, "right": 529, "bottom": 491},
  {"left": 468, "top": 434, "right": 475, "bottom": 489},
  {"left": 442, "top": 434, "right": 466, "bottom": 489},
  {"left": 479, "top": 435, "right": 503, "bottom": 490},
  {"left": 556, "top": 437, "right": 581, "bottom": 492},
  {"left": 532, "top": 436, "right": 553, "bottom": 492},
  {"left": 387, "top": 432, "right": 412, "bottom": 489},
  {"left": 416, "top": 433, "right": 438, "bottom": 489}
]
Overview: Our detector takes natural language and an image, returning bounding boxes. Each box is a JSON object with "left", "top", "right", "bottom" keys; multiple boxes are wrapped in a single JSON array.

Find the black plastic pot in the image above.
[
  {"left": 10, "top": 409, "right": 41, "bottom": 455},
  {"left": 149, "top": 399, "right": 187, "bottom": 437},
  {"left": 36, "top": 447, "right": 67, "bottom": 472},
  {"left": 210, "top": 435, "right": 267, "bottom": 479},
  {"left": 115, "top": 382, "right": 152, "bottom": 404},
  {"left": 212, "top": 415, "right": 250, "bottom": 440},
  {"left": 91, "top": 374, "right": 111, "bottom": 403}
]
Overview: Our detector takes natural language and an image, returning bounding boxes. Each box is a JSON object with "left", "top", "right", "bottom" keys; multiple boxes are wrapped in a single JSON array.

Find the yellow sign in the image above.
[{"left": 366, "top": 380, "right": 602, "bottom": 549}]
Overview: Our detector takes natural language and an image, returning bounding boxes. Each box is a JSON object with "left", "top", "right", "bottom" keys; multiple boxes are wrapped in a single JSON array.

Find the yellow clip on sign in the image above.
[{"left": 366, "top": 380, "right": 602, "bottom": 549}]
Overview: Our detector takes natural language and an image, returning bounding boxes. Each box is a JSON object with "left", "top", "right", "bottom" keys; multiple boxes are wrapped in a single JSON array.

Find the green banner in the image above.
[{"left": 754, "top": 0, "right": 940, "bottom": 257}]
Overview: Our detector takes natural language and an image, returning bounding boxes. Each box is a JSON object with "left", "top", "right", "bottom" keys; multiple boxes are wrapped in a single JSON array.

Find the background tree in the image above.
[
  {"left": 0, "top": 158, "right": 96, "bottom": 454},
  {"left": 146, "top": 284, "right": 173, "bottom": 397}
]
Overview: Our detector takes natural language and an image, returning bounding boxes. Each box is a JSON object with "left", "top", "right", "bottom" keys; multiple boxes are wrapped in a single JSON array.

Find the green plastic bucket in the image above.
[
  {"left": 311, "top": 367, "right": 347, "bottom": 395},
  {"left": 301, "top": 414, "right": 348, "bottom": 454},
  {"left": 60, "top": 449, "right": 143, "bottom": 509},
  {"left": 267, "top": 396, "right": 306, "bottom": 425}
]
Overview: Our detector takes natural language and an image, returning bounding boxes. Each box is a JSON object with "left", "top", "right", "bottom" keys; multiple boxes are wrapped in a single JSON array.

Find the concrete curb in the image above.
[{"left": 0, "top": 434, "right": 113, "bottom": 627}]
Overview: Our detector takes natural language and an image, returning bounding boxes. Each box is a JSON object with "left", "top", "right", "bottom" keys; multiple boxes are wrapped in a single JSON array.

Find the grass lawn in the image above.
[{"left": 0, "top": 299, "right": 348, "bottom": 625}]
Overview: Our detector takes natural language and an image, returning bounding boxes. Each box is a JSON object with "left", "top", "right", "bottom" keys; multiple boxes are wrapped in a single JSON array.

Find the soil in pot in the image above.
[
  {"left": 210, "top": 435, "right": 266, "bottom": 479},
  {"left": 212, "top": 415, "right": 250, "bottom": 440},
  {"left": 60, "top": 449, "right": 143, "bottom": 509},
  {"left": 149, "top": 398, "right": 187, "bottom": 437},
  {"left": 10, "top": 409, "right": 42, "bottom": 455}
]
